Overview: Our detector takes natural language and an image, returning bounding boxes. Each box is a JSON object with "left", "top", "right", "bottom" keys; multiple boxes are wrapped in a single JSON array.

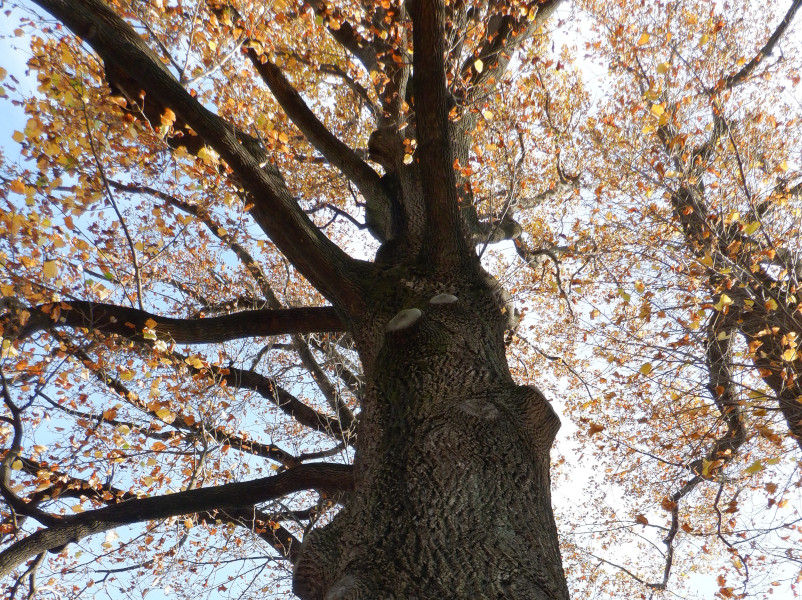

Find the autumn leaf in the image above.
[
  {"left": 588, "top": 422, "right": 605, "bottom": 436},
  {"left": 660, "top": 497, "right": 678, "bottom": 511},
  {"left": 712, "top": 294, "right": 733, "bottom": 312},
  {"left": 10, "top": 179, "right": 25, "bottom": 194},
  {"left": 745, "top": 460, "right": 764, "bottom": 475},
  {"left": 43, "top": 259, "right": 59, "bottom": 279}
]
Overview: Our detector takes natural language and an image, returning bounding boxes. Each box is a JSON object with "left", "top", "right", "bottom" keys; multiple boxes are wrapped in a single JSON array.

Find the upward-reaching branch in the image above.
[
  {"left": 408, "top": 0, "right": 468, "bottom": 270},
  {"left": 718, "top": 0, "right": 802, "bottom": 92},
  {"left": 245, "top": 49, "right": 388, "bottom": 209},
  {"left": 32, "top": 0, "right": 367, "bottom": 311}
]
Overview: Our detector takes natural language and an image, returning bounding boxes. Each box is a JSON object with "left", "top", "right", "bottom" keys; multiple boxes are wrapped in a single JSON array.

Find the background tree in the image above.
[
  {"left": 552, "top": 0, "right": 802, "bottom": 596},
  {"left": 0, "top": 0, "right": 800, "bottom": 599}
]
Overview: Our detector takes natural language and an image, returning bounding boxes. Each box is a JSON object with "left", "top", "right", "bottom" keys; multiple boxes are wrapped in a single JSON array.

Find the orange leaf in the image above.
[{"left": 588, "top": 423, "right": 605, "bottom": 436}]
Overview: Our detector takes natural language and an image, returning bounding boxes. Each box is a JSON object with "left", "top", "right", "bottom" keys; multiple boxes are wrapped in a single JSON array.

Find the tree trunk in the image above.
[{"left": 293, "top": 268, "right": 569, "bottom": 599}]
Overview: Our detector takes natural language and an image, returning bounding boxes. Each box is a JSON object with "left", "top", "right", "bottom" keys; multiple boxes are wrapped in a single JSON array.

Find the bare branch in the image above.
[
  {"left": 16, "top": 301, "right": 344, "bottom": 344},
  {"left": 79, "top": 101, "right": 144, "bottom": 310},
  {"left": 0, "top": 463, "right": 353, "bottom": 578}
]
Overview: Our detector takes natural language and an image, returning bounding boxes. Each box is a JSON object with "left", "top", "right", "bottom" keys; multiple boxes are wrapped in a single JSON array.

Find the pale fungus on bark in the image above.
[
  {"left": 385, "top": 308, "right": 423, "bottom": 332},
  {"left": 428, "top": 293, "right": 458, "bottom": 305}
]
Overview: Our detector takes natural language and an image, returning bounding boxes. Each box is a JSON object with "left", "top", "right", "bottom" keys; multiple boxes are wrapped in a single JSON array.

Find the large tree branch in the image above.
[
  {"left": 219, "top": 364, "right": 352, "bottom": 441},
  {"left": 32, "top": 0, "right": 367, "bottom": 311},
  {"left": 245, "top": 49, "right": 389, "bottom": 209},
  {"left": 220, "top": 506, "right": 302, "bottom": 563},
  {"left": 459, "top": 0, "right": 563, "bottom": 98},
  {"left": 37, "top": 387, "right": 304, "bottom": 469},
  {"left": 293, "top": 341, "right": 356, "bottom": 433},
  {"left": 408, "top": 0, "right": 467, "bottom": 269},
  {"left": 15, "top": 301, "right": 344, "bottom": 344},
  {"left": 0, "top": 463, "right": 353, "bottom": 579},
  {"left": 305, "top": 0, "right": 379, "bottom": 75},
  {"left": 48, "top": 330, "right": 350, "bottom": 444},
  {"left": 718, "top": 0, "right": 802, "bottom": 91},
  {"left": 5, "top": 456, "right": 303, "bottom": 563}
]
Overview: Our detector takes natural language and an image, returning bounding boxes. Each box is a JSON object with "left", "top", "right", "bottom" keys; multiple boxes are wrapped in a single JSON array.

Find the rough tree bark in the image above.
[
  {"left": 11, "top": 0, "right": 571, "bottom": 597},
  {"left": 293, "top": 266, "right": 566, "bottom": 599}
]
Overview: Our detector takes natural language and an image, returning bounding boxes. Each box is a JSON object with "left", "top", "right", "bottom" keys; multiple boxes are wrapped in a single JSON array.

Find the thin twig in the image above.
[{"left": 79, "top": 100, "right": 144, "bottom": 310}]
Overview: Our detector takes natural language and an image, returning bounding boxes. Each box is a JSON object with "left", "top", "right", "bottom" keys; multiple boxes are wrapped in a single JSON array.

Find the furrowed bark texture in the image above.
[{"left": 293, "top": 268, "right": 567, "bottom": 599}]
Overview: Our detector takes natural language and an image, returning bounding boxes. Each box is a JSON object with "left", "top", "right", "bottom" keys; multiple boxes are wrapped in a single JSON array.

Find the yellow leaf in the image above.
[
  {"left": 119, "top": 370, "right": 134, "bottom": 381},
  {"left": 0, "top": 67, "right": 6, "bottom": 81},
  {"left": 650, "top": 103, "right": 664, "bottom": 116},
  {"left": 656, "top": 62, "right": 669, "bottom": 74},
  {"left": 699, "top": 33, "right": 709, "bottom": 45},
  {"left": 765, "top": 298, "right": 778, "bottom": 311},
  {"left": 12, "top": 130, "right": 24, "bottom": 143},
  {"left": 700, "top": 254, "right": 714, "bottom": 267},
  {"left": 155, "top": 407, "right": 173, "bottom": 420},
  {"left": 639, "top": 363, "right": 653, "bottom": 375},
  {"left": 743, "top": 221, "right": 760, "bottom": 235},
  {"left": 144, "top": 318, "right": 158, "bottom": 329},
  {"left": 43, "top": 260, "right": 59, "bottom": 279},
  {"left": 482, "top": 109, "right": 494, "bottom": 120},
  {"left": 186, "top": 356, "right": 204, "bottom": 369},
  {"left": 780, "top": 159, "right": 789, "bottom": 172},
  {"left": 782, "top": 348, "right": 797, "bottom": 362},
  {"left": 71, "top": 504, "right": 85, "bottom": 513},
  {"left": 474, "top": 58, "right": 484, "bottom": 73},
  {"left": 712, "top": 293, "right": 733, "bottom": 312},
  {"left": 11, "top": 459, "right": 23, "bottom": 470},
  {"left": 637, "top": 32, "right": 650, "bottom": 45},
  {"left": 745, "top": 460, "right": 764, "bottom": 475}
]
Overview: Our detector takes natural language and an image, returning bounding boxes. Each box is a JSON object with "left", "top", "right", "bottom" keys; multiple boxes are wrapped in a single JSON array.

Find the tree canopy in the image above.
[{"left": 1, "top": 0, "right": 801, "bottom": 598}]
